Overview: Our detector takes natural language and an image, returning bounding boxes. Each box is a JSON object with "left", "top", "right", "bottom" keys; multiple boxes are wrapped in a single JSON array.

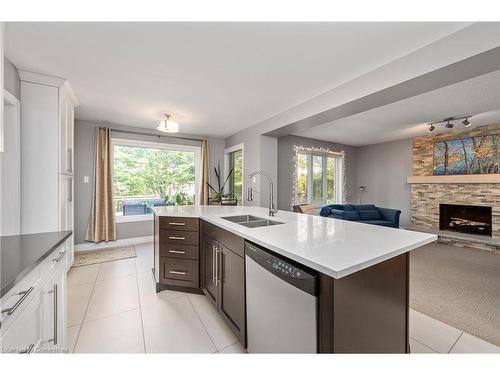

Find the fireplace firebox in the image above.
[{"left": 439, "top": 204, "right": 492, "bottom": 237}]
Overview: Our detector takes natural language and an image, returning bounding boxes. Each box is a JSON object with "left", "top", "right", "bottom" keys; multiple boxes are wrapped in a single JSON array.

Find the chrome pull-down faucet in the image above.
[{"left": 248, "top": 171, "right": 278, "bottom": 217}]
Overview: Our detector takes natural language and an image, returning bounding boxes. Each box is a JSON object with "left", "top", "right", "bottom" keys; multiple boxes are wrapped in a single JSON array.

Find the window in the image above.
[
  {"left": 294, "top": 146, "right": 344, "bottom": 206},
  {"left": 224, "top": 144, "right": 244, "bottom": 205},
  {"left": 112, "top": 139, "right": 200, "bottom": 222}
]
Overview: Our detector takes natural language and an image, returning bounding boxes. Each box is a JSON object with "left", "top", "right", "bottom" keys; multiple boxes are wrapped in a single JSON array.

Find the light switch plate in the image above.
[{"left": 83, "top": 176, "right": 89, "bottom": 183}]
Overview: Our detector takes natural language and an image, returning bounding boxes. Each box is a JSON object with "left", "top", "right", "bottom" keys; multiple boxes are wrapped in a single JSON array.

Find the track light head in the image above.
[
  {"left": 428, "top": 124, "right": 435, "bottom": 132},
  {"left": 445, "top": 121, "right": 454, "bottom": 129},
  {"left": 462, "top": 118, "right": 471, "bottom": 127}
]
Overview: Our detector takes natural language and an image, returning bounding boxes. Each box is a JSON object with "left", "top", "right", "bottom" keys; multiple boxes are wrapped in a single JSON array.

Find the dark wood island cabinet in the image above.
[
  {"left": 154, "top": 215, "right": 202, "bottom": 293},
  {"left": 153, "top": 208, "right": 423, "bottom": 353},
  {"left": 154, "top": 214, "right": 246, "bottom": 346},
  {"left": 201, "top": 220, "right": 246, "bottom": 344}
]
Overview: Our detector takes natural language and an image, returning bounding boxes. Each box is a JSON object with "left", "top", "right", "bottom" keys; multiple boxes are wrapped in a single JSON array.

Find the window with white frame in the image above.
[
  {"left": 112, "top": 138, "right": 200, "bottom": 222},
  {"left": 224, "top": 143, "right": 244, "bottom": 205},
  {"left": 293, "top": 146, "right": 344, "bottom": 206}
]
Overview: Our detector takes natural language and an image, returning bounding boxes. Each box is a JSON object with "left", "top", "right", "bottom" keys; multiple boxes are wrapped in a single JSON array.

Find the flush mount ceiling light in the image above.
[{"left": 157, "top": 114, "right": 179, "bottom": 133}]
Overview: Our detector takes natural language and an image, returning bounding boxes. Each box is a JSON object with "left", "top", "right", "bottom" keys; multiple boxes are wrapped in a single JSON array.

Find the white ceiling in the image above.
[
  {"left": 293, "top": 70, "right": 500, "bottom": 146},
  {"left": 4, "top": 22, "right": 470, "bottom": 138}
]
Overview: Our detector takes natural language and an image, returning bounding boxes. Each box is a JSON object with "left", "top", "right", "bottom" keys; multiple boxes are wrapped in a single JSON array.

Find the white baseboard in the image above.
[{"left": 74, "top": 236, "right": 153, "bottom": 252}]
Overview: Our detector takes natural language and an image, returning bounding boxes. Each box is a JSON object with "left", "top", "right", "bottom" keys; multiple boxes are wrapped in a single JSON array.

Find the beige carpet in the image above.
[
  {"left": 410, "top": 242, "right": 500, "bottom": 346},
  {"left": 73, "top": 245, "right": 137, "bottom": 267}
]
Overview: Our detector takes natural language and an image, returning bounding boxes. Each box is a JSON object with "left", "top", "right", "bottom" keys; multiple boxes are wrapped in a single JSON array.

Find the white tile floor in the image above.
[{"left": 66, "top": 242, "right": 500, "bottom": 354}]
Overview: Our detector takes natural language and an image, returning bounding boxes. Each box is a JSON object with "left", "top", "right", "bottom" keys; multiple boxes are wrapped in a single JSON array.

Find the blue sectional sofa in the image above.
[{"left": 320, "top": 204, "right": 401, "bottom": 228}]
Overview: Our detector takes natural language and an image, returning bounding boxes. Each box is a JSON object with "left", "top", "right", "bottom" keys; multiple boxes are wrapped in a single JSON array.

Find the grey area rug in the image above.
[
  {"left": 410, "top": 242, "right": 500, "bottom": 346},
  {"left": 73, "top": 245, "right": 137, "bottom": 267}
]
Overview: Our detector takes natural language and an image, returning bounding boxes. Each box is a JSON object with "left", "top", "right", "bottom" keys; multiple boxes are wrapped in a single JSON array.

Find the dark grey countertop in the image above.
[{"left": 0, "top": 231, "right": 73, "bottom": 298}]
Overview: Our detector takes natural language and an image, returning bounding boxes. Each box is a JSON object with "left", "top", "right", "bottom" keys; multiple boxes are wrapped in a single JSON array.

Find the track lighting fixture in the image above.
[{"left": 426, "top": 115, "right": 471, "bottom": 134}]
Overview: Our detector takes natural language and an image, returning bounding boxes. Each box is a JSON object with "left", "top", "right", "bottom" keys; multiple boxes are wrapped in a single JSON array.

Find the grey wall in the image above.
[
  {"left": 74, "top": 119, "right": 225, "bottom": 244},
  {"left": 355, "top": 138, "right": 413, "bottom": 227},
  {"left": 4, "top": 58, "right": 20, "bottom": 99},
  {"left": 277, "top": 135, "right": 358, "bottom": 211}
]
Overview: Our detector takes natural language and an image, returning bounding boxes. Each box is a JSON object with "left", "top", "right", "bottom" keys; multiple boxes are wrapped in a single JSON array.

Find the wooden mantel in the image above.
[{"left": 407, "top": 175, "right": 500, "bottom": 184}]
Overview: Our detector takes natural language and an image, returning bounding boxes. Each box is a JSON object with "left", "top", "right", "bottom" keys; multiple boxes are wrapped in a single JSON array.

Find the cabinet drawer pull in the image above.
[
  {"left": 168, "top": 250, "right": 186, "bottom": 254},
  {"left": 52, "top": 251, "right": 66, "bottom": 262},
  {"left": 1, "top": 287, "right": 35, "bottom": 316},
  {"left": 215, "top": 246, "right": 221, "bottom": 285},
  {"left": 20, "top": 343, "right": 35, "bottom": 354},
  {"left": 169, "top": 222, "right": 186, "bottom": 226},
  {"left": 212, "top": 245, "right": 216, "bottom": 283},
  {"left": 48, "top": 284, "right": 58, "bottom": 345},
  {"left": 168, "top": 236, "right": 186, "bottom": 240},
  {"left": 169, "top": 270, "right": 187, "bottom": 276}
]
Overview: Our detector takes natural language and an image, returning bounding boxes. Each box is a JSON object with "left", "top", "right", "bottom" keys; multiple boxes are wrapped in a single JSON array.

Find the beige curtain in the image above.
[
  {"left": 199, "top": 139, "right": 210, "bottom": 205},
  {"left": 85, "top": 127, "right": 116, "bottom": 242}
]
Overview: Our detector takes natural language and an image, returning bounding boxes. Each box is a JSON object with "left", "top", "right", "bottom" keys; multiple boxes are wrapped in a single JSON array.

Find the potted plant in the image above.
[{"left": 207, "top": 163, "right": 237, "bottom": 205}]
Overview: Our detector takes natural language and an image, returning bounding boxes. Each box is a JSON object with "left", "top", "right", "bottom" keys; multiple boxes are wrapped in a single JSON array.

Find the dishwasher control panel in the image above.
[{"left": 268, "top": 259, "right": 302, "bottom": 278}]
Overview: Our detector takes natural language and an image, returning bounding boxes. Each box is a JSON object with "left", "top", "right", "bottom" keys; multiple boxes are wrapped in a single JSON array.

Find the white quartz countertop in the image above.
[{"left": 153, "top": 205, "right": 437, "bottom": 279}]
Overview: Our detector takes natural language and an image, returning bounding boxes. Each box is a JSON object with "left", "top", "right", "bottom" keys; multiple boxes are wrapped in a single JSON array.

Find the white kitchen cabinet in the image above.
[
  {"left": 1, "top": 292, "right": 43, "bottom": 354},
  {"left": 19, "top": 71, "right": 79, "bottom": 269},
  {"left": 1, "top": 243, "right": 68, "bottom": 354},
  {"left": 59, "top": 87, "right": 74, "bottom": 175},
  {"left": 59, "top": 175, "right": 74, "bottom": 267},
  {"left": 1, "top": 22, "right": 4, "bottom": 153},
  {"left": 41, "top": 252, "right": 67, "bottom": 352}
]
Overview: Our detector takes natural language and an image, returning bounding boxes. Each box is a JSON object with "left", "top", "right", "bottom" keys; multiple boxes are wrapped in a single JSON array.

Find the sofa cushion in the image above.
[
  {"left": 342, "top": 204, "right": 355, "bottom": 211},
  {"left": 358, "top": 209, "right": 382, "bottom": 220},
  {"left": 320, "top": 206, "right": 333, "bottom": 216},
  {"left": 340, "top": 211, "right": 361, "bottom": 221},
  {"left": 330, "top": 209, "right": 345, "bottom": 215},
  {"left": 353, "top": 204, "right": 377, "bottom": 211},
  {"left": 360, "top": 220, "right": 395, "bottom": 228}
]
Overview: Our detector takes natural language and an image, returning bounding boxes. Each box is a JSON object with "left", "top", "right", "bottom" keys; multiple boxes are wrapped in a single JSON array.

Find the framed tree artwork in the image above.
[{"left": 433, "top": 134, "right": 500, "bottom": 175}]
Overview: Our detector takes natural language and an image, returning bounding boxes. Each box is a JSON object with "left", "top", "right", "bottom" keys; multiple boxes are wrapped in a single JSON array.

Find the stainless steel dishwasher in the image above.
[{"left": 245, "top": 241, "right": 318, "bottom": 353}]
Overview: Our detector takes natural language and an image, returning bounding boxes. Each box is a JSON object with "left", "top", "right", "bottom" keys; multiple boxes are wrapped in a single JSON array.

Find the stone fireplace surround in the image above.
[{"left": 409, "top": 123, "right": 500, "bottom": 253}]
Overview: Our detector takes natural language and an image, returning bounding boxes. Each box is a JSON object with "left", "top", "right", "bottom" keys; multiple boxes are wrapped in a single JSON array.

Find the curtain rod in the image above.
[{"left": 110, "top": 128, "right": 203, "bottom": 143}]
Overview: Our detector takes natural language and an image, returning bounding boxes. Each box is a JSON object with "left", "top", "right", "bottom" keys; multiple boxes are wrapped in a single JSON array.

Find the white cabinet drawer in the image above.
[
  {"left": 1, "top": 291, "right": 43, "bottom": 353},
  {"left": 1, "top": 268, "right": 40, "bottom": 333},
  {"left": 1, "top": 243, "right": 66, "bottom": 333}
]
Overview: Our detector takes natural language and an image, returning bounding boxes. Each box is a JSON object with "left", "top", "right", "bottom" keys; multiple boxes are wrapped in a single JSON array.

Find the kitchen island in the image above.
[{"left": 153, "top": 205, "right": 436, "bottom": 353}]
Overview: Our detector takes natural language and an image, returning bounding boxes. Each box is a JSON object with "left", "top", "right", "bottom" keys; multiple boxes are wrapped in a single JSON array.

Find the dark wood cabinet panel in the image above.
[
  {"left": 202, "top": 236, "right": 218, "bottom": 305},
  {"left": 201, "top": 220, "right": 244, "bottom": 257},
  {"left": 154, "top": 214, "right": 201, "bottom": 293},
  {"left": 219, "top": 245, "right": 246, "bottom": 343},
  {"left": 201, "top": 220, "right": 246, "bottom": 346},
  {"left": 162, "top": 257, "right": 199, "bottom": 287},
  {"left": 318, "top": 253, "right": 409, "bottom": 353},
  {"left": 160, "top": 229, "right": 199, "bottom": 246},
  {"left": 160, "top": 243, "right": 199, "bottom": 260},
  {"left": 159, "top": 217, "right": 199, "bottom": 232}
]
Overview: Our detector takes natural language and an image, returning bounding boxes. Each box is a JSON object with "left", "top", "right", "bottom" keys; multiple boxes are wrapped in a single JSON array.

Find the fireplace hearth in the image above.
[{"left": 440, "top": 204, "right": 492, "bottom": 237}]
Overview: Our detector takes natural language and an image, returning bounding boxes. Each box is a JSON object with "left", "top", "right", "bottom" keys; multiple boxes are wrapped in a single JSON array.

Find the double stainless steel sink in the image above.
[{"left": 222, "top": 215, "right": 284, "bottom": 228}]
